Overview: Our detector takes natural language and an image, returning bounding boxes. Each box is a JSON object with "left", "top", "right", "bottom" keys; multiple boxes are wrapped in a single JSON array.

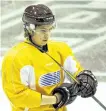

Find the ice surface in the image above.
[{"left": 1, "top": 0, "right": 106, "bottom": 111}]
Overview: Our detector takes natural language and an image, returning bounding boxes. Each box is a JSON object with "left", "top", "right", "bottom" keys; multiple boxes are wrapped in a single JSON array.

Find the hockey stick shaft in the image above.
[
  {"left": 25, "top": 42, "right": 106, "bottom": 110},
  {"left": 45, "top": 52, "right": 106, "bottom": 110},
  {"left": 92, "top": 96, "right": 106, "bottom": 110},
  {"left": 46, "top": 52, "right": 80, "bottom": 84}
]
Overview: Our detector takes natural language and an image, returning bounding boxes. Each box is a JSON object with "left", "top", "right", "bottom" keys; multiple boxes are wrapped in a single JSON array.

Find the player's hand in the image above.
[
  {"left": 76, "top": 70, "right": 98, "bottom": 98},
  {"left": 52, "top": 83, "right": 78, "bottom": 109}
]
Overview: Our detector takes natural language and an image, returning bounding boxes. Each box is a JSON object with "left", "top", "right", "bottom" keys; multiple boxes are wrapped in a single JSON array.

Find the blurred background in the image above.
[{"left": 0, "top": 0, "right": 106, "bottom": 111}]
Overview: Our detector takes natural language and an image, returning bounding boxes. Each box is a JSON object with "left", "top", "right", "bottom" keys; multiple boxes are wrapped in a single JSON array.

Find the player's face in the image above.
[{"left": 32, "top": 24, "right": 54, "bottom": 46}]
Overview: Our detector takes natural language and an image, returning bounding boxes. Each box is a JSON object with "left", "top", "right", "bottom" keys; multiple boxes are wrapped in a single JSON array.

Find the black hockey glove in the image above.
[
  {"left": 52, "top": 83, "right": 78, "bottom": 109},
  {"left": 76, "top": 70, "right": 98, "bottom": 98}
]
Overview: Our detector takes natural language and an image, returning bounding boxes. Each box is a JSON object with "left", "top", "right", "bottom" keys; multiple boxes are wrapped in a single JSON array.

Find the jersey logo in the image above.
[
  {"left": 39, "top": 71, "right": 60, "bottom": 87},
  {"left": 45, "top": 62, "right": 54, "bottom": 66}
]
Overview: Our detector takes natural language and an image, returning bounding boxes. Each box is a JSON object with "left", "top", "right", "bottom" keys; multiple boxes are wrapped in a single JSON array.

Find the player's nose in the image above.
[
  {"left": 44, "top": 35, "right": 48, "bottom": 40},
  {"left": 44, "top": 32, "right": 49, "bottom": 38}
]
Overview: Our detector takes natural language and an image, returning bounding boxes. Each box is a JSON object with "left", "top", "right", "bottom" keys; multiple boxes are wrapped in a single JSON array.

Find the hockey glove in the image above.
[
  {"left": 52, "top": 83, "right": 78, "bottom": 109},
  {"left": 76, "top": 70, "right": 98, "bottom": 98}
]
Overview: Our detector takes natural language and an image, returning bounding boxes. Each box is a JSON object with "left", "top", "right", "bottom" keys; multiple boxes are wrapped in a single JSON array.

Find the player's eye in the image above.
[
  {"left": 49, "top": 27, "right": 53, "bottom": 31},
  {"left": 41, "top": 29, "right": 47, "bottom": 32}
]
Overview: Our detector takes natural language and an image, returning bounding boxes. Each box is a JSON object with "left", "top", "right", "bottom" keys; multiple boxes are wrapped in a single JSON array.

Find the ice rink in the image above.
[{"left": 0, "top": 0, "right": 106, "bottom": 111}]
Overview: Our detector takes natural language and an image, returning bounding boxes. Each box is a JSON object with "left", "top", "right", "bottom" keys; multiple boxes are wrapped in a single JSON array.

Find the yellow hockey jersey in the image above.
[{"left": 2, "top": 40, "right": 83, "bottom": 111}]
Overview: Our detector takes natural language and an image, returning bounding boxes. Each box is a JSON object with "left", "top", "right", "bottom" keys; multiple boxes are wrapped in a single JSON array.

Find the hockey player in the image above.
[{"left": 2, "top": 4, "right": 97, "bottom": 111}]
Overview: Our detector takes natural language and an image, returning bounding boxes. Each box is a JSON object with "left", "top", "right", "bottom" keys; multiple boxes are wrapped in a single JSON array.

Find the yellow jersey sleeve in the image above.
[
  {"left": 2, "top": 51, "right": 42, "bottom": 108},
  {"left": 56, "top": 42, "right": 84, "bottom": 77}
]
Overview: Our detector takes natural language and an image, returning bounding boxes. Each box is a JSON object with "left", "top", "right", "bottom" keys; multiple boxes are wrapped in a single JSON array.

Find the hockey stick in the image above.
[
  {"left": 25, "top": 41, "right": 106, "bottom": 110},
  {"left": 45, "top": 52, "right": 106, "bottom": 111}
]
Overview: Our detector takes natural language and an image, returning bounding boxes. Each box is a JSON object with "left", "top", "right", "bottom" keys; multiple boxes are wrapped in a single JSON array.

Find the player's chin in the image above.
[{"left": 42, "top": 40, "right": 48, "bottom": 45}]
